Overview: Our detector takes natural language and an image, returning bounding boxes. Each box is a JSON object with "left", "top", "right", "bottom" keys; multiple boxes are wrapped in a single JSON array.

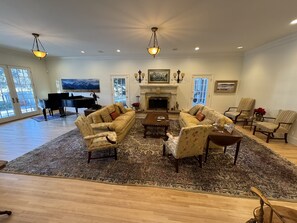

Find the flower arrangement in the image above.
[
  {"left": 132, "top": 102, "right": 140, "bottom": 108},
  {"left": 254, "top": 107, "right": 266, "bottom": 116}
]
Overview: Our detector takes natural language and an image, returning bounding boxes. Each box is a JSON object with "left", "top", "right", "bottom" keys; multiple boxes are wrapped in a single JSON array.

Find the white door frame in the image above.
[
  {"left": 191, "top": 74, "right": 213, "bottom": 107},
  {"left": 110, "top": 75, "right": 130, "bottom": 106}
]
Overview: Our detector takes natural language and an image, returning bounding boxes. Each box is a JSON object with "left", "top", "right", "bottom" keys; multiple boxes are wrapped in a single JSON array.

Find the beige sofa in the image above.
[
  {"left": 86, "top": 103, "right": 136, "bottom": 143},
  {"left": 179, "top": 104, "right": 233, "bottom": 128}
]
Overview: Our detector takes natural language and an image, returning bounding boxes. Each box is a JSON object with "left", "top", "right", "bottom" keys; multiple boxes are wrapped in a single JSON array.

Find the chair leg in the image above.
[
  {"left": 114, "top": 148, "right": 117, "bottom": 160},
  {"left": 266, "top": 133, "right": 270, "bottom": 143},
  {"left": 284, "top": 133, "right": 288, "bottom": 143},
  {"left": 198, "top": 155, "right": 203, "bottom": 168},
  {"left": 87, "top": 151, "right": 91, "bottom": 163},
  {"left": 253, "top": 125, "right": 257, "bottom": 135},
  {"left": 162, "top": 144, "right": 166, "bottom": 156},
  {"left": 175, "top": 159, "right": 179, "bottom": 173}
]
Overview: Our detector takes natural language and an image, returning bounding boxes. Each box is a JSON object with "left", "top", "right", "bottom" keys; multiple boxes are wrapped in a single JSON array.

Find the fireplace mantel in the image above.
[{"left": 139, "top": 84, "right": 178, "bottom": 110}]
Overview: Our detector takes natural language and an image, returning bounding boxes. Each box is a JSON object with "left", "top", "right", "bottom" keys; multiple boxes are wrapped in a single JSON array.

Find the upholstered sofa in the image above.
[
  {"left": 86, "top": 103, "right": 136, "bottom": 143},
  {"left": 179, "top": 104, "right": 233, "bottom": 128}
]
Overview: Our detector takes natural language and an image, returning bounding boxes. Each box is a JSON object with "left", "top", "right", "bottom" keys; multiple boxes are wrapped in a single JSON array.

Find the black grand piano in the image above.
[{"left": 38, "top": 93, "right": 95, "bottom": 121}]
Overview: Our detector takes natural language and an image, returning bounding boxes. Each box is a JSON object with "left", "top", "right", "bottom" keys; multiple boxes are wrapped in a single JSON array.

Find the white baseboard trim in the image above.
[{"left": 288, "top": 135, "right": 297, "bottom": 146}]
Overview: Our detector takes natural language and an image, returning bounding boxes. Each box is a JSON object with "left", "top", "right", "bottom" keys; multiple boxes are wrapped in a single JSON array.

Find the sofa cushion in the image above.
[
  {"left": 188, "top": 105, "right": 200, "bottom": 115},
  {"left": 106, "top": 104, "right": 116, "bottom": 114},
  {"left": 114, "top": 104, "right": 121, "bottom": 115},
  {"left": 91, "top": 112, "right": 103, "bottom": 123},
  {"left": 116, "top": 102, "right": 127, "bottom": 114},
  {"left": 100, "top": 108, "right": 113, "bottom": 122},
  {"left": 196, "top": 111, "right": 205, "bottom": 121}
]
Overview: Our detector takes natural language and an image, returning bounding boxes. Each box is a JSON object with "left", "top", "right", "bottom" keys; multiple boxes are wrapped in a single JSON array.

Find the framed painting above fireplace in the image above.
[{"left": 148, "top": 69, "right": 170, "bottom": 83}]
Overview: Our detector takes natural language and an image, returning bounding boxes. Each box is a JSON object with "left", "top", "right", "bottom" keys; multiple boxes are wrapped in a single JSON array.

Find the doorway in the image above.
[
  {"left": 191, "top": 75, "right": 212, "bottom": 107},
  {"left": 0, "top": 66, "right": 38, "bottom": 123},
  {"left": 111, "top": 75, "right": 129, "bottom": 106}
]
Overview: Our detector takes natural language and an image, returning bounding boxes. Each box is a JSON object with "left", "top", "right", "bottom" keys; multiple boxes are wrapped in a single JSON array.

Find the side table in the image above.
[{"left": 205, "top": 129, "right": 243, "bottom": 165}]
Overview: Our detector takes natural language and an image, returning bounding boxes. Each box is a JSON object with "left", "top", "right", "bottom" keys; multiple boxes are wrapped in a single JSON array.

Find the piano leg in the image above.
[
  {"left": 42, "top": 108, "right": 48, "bottom": 121},
  {"left": 75, "top": 107, "right": 78, "bottom": 114},
  {"left": 59, "top": 107, "right": 66, "bottom": 117}
]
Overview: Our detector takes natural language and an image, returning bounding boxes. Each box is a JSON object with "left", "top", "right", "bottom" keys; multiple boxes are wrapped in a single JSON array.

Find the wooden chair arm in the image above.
[
  {"left": 273, "top": 122, "right": 293, "bottom": 132},
  {"left": 224, "top": 107, "right": 238, "bottom": 115}
]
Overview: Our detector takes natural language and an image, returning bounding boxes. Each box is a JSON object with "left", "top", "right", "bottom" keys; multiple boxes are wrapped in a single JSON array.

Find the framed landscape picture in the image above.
[
  {"left": 148, "top": 69, "right": 170, "bottom": 83},
  {"left": 61, "top": 79, "right": 100, "bottom": 92},
  {"left": 214, "top": 80, "right": 238, "bottom": 93}
]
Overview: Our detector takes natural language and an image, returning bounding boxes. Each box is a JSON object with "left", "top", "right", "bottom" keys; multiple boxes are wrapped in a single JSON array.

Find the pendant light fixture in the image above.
[
  {"left": 31, "top": 33, "right": 47, "bottom": 59},
  {"left": 147, "top": 27, "right": 160, "bottom": 58}
]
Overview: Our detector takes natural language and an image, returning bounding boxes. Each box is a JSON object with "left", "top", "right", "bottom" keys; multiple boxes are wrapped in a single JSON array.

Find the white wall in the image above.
[
  {"left": 0, "top": 48, "right": 51, "bottom": 99},
  {"left": 46, "top": 55, "right": 242, "bottom": 113},
  {"left": 239, "top": 34, "right": 297, "bottom": 144}
]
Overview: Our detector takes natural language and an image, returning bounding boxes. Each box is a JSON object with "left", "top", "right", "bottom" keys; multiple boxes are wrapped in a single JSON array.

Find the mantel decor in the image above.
[
  {"left": 148, "top": 69, "right": 170, "bottom": 84},
  {"left": 214, "top": 80, "right": 238, "bottom": 93}
]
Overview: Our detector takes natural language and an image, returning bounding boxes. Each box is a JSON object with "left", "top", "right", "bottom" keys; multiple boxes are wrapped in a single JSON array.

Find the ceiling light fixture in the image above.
[
  {"left": 116, "top": 49, "right": 121, "bottom": 52},
  {"left": 290, "top": 19, "right": 297, "bottom": 25},
  {"left": 195, "top": 47, "right": 200, "bottom": 51},
  {"left": 81, "top": 50, "right": 85, "bottom": 54},
  {"left": 31, "top": 33, "right": 47, "bottom": 59},
  {"left": 147, "top": 27, "right": 160, "bottom": 58},
  {"left": 237, "top": 46, "right": 243, "bottom": 49}
]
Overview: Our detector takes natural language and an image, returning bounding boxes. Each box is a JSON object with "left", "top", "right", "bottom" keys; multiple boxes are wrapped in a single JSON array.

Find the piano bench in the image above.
[{"left": 84, "top": 108, "right": 100, "bottom": 116}]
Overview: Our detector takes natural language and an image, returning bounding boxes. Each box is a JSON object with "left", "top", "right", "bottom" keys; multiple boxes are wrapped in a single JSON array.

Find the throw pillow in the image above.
[
  {"left": 114, "top": 104, "right": 121, "bottom": 115},
  {"left": 196, "top": 111, "right": 205, "bottom": 121},
  {"left": 110, "top": 111, "right": 120, "bottom": 120},
  {"left": 116, "top": 102, "right": 127, "bottom": 114},
  {"left": 188, "top": 105, "right": 199, "bottom": 116}
]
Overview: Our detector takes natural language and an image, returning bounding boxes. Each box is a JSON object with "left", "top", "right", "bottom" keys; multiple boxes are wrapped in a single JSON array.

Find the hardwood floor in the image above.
[{"left": 0, "top": 113, "right": 296, "bottom": 222}]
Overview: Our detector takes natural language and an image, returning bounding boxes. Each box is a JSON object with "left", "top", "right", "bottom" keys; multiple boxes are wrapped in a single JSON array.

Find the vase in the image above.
[{"left": 255, "top": 114, "right": 263, "bottom": 121}]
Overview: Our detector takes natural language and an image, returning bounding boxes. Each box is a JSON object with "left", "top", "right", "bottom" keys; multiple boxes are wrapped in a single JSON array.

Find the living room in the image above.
[{"left": 1, "top": 0, "right": 297, "bottom": 222}]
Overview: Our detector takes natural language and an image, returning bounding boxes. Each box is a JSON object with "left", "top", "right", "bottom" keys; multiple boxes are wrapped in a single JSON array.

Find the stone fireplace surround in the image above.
[{"left": 139, "top": 84, "right": 178, "bottom": 111}]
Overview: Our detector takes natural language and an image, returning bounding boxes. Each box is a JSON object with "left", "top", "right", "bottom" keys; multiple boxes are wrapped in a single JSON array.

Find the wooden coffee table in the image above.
[
  {"left": 142, "top": 113, "right": 170, "bottom": 139},
  {"left": 205, "top": 128, "right": 243, "bottom": 165}
]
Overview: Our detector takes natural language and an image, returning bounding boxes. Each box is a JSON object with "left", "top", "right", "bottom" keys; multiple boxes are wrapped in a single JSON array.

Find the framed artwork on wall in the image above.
[
  {"left": 148, "top": 69, "right": 170, "bottom": 83},
  {"left": 61, "top": 79, "right": 100, "bottom": 92},
  {"left": 214, "top": 80, "right": 238, "bottom": 93}
]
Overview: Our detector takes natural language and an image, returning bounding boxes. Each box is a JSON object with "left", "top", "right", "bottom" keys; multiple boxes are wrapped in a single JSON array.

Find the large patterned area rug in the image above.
[{"left": 2, "top": 119, "right": 297, "bottom": 200}]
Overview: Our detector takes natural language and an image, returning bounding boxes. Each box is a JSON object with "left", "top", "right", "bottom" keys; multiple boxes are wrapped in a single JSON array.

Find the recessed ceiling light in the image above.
[
  {"left": 98, "top": 50, "right": 104, "bottom": 53},
  {"left": 290, "top": 19, "right": 297, "bottom": 25},
  {"left": 237, "top": 46, "right": 243, "bottom": 49},
  {"left": 116, "top": 49, "right": 121, "bottom": 53},
  {"left": 81, "top": 50, "right": 85, "bottom": 54},
  {"left": 195, "top": 47, "right": 200, "bottom": 51}
]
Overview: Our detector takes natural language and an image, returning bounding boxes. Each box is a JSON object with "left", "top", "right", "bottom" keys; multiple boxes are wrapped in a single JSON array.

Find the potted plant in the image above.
[
  {"left": 132, "top": 102, "right": 140, "bottom": 110},
  {"left": 254, "top": 107, "right": 266, "bottom": 121}
]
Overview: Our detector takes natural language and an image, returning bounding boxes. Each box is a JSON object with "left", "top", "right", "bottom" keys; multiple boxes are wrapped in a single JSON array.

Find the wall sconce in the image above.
[
  {"left": 134, "top": 70, "right": 145, "bottom": 83},
  {"left": 173, "top": 70, "right": 185, "bottom": 83},
  {"left": 31, "top": 33, "right": 47, "bottom": 59}
]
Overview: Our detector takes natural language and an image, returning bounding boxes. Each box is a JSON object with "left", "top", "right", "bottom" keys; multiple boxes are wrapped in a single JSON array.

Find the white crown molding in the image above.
[{"left": 245, "top": 32, "right": 297, "bottom": 56}]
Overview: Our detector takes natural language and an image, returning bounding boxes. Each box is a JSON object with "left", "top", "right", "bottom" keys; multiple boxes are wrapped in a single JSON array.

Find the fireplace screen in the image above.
[{"left": 148, "top": 97, "right": 168, "bottom": 110}]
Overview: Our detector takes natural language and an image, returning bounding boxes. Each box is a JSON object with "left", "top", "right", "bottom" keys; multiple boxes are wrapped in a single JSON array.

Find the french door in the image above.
[
  {"left": 191, "top": 75, "right": 212, "bottom": 107},
  {"left": 0, "top": 65, "right": 38, "bottom": 123},
  {"left": 111, "top": 75, "right": 130, "bottom": 106}
]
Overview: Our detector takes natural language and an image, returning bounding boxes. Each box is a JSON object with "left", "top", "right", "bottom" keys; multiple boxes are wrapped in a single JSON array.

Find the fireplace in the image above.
[
  {"left": 148, "top": 97, "right": 168, "bottom": 110},
  {"left": 139, "top": 84, "right": 178, "bottom": 111}
]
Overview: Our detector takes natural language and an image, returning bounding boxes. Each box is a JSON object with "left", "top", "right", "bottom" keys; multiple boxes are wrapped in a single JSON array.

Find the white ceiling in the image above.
[{"left": 1, "top": 0, "right": 297, "bottom": 59}]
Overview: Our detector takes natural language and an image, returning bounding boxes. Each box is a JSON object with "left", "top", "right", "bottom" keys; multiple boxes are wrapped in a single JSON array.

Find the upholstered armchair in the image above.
[
  {"left": 163, "top": 125, "right": 213, "bottom": 173},
  {"left": 224, "top": 98, "right": 255, "bottom": 123},
  {"left": 75, "top": 116, "right": 118, "bottom": 163},
  {"left": 247, "top": 187, "right": 297, "bottom": 223},
  {"left": 253, "top": 110, "right": 297, "bottom": 143}
]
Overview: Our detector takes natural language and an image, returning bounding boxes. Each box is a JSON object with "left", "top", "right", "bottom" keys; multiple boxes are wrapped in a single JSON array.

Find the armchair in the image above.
[
  {"left": 75, "top": 116, "right": 118, "bottom": 163},
  {"left": 163, "top": 125, "right": 213, "bottom": 173},
  {"left": 224, "top": 98, "right": 255, "bottom": 123},
  {"left": 253, "top": 110, "right": 297, "bottom": 143},
  {"left": 247, "top": 187, "right": 297, "bottom": 223}
]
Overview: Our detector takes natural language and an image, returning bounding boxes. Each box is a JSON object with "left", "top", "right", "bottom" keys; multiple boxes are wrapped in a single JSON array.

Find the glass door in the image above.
[
  {"left": 0, "top": 66, "right": 16, "bottom": 121},
  {"left": 0, "top": 66, "right": 38, "bottom": 123},
  {"left": 191, "top": 75, "right": 212, "bottom": 106},
  {"left": 111, "top": 75, "right": 129, "bottom": 106}
]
